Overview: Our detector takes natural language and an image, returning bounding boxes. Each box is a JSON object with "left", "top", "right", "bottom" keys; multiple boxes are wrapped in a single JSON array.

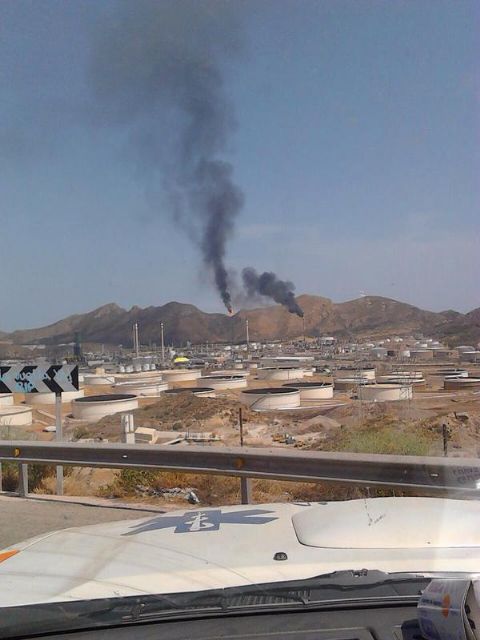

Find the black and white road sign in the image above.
[{"left": 0, "top": 365, "right": 79, "bottom": 394}]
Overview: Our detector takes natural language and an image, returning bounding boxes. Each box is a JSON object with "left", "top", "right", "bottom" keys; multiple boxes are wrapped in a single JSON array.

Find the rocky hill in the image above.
[{"left": 4, "top": 295, "right": 479, "bottom": 347}]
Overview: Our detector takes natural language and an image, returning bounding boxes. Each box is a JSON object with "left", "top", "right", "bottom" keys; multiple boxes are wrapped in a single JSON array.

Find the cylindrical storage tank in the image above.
[
  {"left": 0, "top": 394, "right": 15, "bottom": 407},
  {"left": 214, "top": 369, "right": 250, "bottom": 378},
  {"left": 437, "top": 369, "right": 468, "bottom": 378},
  {"left": 83, "top": 374, "right": 115, "bottom": 386},
  {"left": 303, "top": 368, "right": 315, "bottom": 377},
  {"left": 359, "top": 384, "right": 413, "bottom": 402},
  {"left": 241, "top": 387, "right": 300, "bottom": 410},
  {"left": 133, "top": 364, "right": 142, "bottom": 372},
  {"left": 257, "top": 368, "right": 305, "bottom": 381},
  {"left": 197, "top": 375, "right": 248, "bottom": 390},
  {"left": 114, "top": 372, "right": 163, "bottom": 384},
  {"left": 444, "top": 377, "right": 480, "bottom": 391},
  {"left": 334, "top": 377, "right": 368, "bottom": 391},
  {"left": 377, "top": 376, "right": 426, "bottom": 386},
  {"left": 25, "top": 389, "right": 85, "bottom": 405},
  {"left": 0, "top": 405, "right": 33, "bottom": 426},
  {"left": 160, "top": 369, "right": 202, "bottom": 384},
  {"left": 283, "top": 382, "right": 334, "bottom": 400},
  {"left": 337, "top": 367, "right": 376, "bottom": 381},
  {"left": 114, "top": 380, "right": 169, "bottom": 396},
  {"left": 389, "top": 371, "right": 423, "bottom": 380},
  {"left": 164, "top": 387, "right": 216, "bottom": 398},
  {"left": 118, "top": 365, "right": 126, "bottom": 373},
  {"left": 72, "top": 394, "right": 139, "bottom": 420},
  {"left": 125, "top": 365, "right": 133, "bottom": 373},
  {"left": 247, "top": 362, "right": 259, "bottom": 370}
]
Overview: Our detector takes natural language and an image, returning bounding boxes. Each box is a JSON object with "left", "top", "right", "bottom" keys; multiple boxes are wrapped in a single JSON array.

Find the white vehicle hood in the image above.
[{"left": 0, "top": 497, "right": 479, "bottom": 607}]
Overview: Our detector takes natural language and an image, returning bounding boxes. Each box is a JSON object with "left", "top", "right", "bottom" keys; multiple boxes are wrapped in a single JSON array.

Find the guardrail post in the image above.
[
  {"left": 0, "top": 462, "right": 2, "bottom": 492},
  {"left": 240, "top": 477, "right": 252, "bottom": 505},
  {"left": 18, "top": 463, "right": 28, "bottom": 497}
]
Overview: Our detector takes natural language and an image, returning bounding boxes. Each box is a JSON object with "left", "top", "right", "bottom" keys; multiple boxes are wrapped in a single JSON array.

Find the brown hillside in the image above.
[{"left": 5, "top": 295, "right": 479, "bottom": 346}]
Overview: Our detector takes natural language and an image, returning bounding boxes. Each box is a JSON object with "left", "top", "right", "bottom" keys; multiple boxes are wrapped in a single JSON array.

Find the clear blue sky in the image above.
[{"left": 1, "top": 0, "right": 478, "bottom": 330}]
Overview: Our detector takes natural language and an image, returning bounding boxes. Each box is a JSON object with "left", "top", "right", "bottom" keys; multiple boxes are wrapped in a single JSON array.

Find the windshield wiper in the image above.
[{"left": 0, "top": 570, "right": 433, "bottom": 639}]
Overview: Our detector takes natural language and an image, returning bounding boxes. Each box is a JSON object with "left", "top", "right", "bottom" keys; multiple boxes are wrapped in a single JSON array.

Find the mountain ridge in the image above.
[{"left": 3, "top": 295, "right": 479, "bottom": 347}]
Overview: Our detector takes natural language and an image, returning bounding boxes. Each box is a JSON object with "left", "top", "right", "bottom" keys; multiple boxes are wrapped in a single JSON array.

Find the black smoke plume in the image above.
[
  {"left": 89, "top": 0, "right": 243, "bottom": 312},
  {"left": 242, "top": 268, "right": 304, "bottom": 317}
]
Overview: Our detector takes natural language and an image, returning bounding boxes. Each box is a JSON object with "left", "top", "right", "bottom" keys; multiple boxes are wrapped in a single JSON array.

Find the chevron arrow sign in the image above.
[{"left": 0, "top": 365, "right": 79, "bottom": 394}]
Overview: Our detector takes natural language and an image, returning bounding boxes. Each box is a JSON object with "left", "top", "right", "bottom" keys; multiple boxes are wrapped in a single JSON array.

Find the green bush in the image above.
[{"left": 339, "top": 429, "right": 431, "bottom": 456}]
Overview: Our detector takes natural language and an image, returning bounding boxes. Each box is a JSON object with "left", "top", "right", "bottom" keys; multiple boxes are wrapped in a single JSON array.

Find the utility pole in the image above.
[
  {"left": 442, "top": 424, "right": 449, "bottom": 457},
  {"left": 160, "top": 322, "right": 165, "bottom": 366},
  {"left": 55, "top": 391, "right": 63, "bottom": 495},
  {"left": 238, "top": 408, "right": 251, "bottom": 504}
]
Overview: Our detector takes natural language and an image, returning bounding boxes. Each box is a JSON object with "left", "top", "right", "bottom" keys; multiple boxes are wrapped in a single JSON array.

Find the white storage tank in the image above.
[
  {"left": 114, "top": 372, "right": 163, "bottom": 384},
  {"left": 197, "top": 375, "right": 248, "bottom": 391},
  {"left": 72, "top": 394, "right": 139, "bottom": 421},
  {"left": 113, "top": 380, "right": 169, "bottom": 396},
  {"left": 359, "top": 384, "right": 413, "bottom": 402},
  {"left": 334, "top": 377, "right": 369, "bottom": 391},
  {"left": 337, "top": 367, "right": 376, "bottom": 381},
  {"left": 444, "top": 377, "right": 480, "bottom": 391},
  {"left": 241, "top": 387, "right": 301, "bottom": 410},
  {"left": 257, "top": 368, "right": 306, "bottom": 381},
  {"left": 160, "top": 369, "right": 202, "bottom": 384},
  {"left": 25, "top": 389, "right": 85, "bottom": 405},
  {"left": 389, "top": 371, "right": 423, "bottom": 380},
  {"left": 0, "top": 394, "right": 15, "bottom": 407},
  {"left": 377, "top": 375, "right": 426, "bottom": 386},
  {"left": 0, "top": 405, "right": 33, "bottom": 426},
  {"left": 164, "top": 387, "right": 216, "bottom": 398},
  {"left": 437, "top": 369, "right": 468, "bottom": 378},
  {"left": 283, "top": 382, "right": 334, "bottom": 400},
  {"left": 83, "top": 374, "right": 115, "bottom": 386}
]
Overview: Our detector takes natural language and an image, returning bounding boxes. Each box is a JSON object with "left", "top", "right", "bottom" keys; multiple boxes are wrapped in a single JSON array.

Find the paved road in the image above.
[{"left": 0, "top": 495, "right": 160, "bottom": 548}]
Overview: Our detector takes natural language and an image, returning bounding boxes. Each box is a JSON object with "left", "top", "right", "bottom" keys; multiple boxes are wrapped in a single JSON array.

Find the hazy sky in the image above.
[{"left": 1, "top": 0, "right": 479, "bottom": 331}]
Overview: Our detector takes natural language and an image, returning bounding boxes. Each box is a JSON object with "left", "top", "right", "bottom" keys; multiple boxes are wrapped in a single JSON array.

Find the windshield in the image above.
[{"left": 0, "top": 0, "right": 479, "bottom": 637}]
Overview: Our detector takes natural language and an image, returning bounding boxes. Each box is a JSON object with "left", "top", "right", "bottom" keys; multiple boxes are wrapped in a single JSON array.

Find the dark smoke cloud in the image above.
[
  {"left": 89, "top": 0, "right": 243, "bottom": 312},
  {"left": 89, "top": 1, "right": 303, "bottom": 316},
  {"left": 242, "top": 268, "right": 304, "bottom": 317}
]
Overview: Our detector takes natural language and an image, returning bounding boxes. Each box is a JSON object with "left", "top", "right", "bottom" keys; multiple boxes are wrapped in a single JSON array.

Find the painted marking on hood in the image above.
[
  {"left": 0, "top": 549, "right": 19, "bottom": 563},
  {"left": 124, "top": 509, "right": 278, "bottom": 536}
]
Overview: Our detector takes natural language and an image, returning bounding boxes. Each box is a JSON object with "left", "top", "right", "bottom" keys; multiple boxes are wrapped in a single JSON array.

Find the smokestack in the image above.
[
  {"left": 241, "top": 268, "right": 304, "bottom": 317},
  {"left": 132, "top": 322, "right": 140, "bottom": 357}
]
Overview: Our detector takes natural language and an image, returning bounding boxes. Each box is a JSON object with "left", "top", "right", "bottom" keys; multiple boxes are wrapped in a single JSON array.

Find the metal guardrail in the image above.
[{"left": 1, "top": 440, "right": 480, "bottom": 498}]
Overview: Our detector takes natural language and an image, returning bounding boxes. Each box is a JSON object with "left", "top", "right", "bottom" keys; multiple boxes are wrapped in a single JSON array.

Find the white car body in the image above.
[{"left": 0, "top": 497, "right": 479, "bottom": 607}]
